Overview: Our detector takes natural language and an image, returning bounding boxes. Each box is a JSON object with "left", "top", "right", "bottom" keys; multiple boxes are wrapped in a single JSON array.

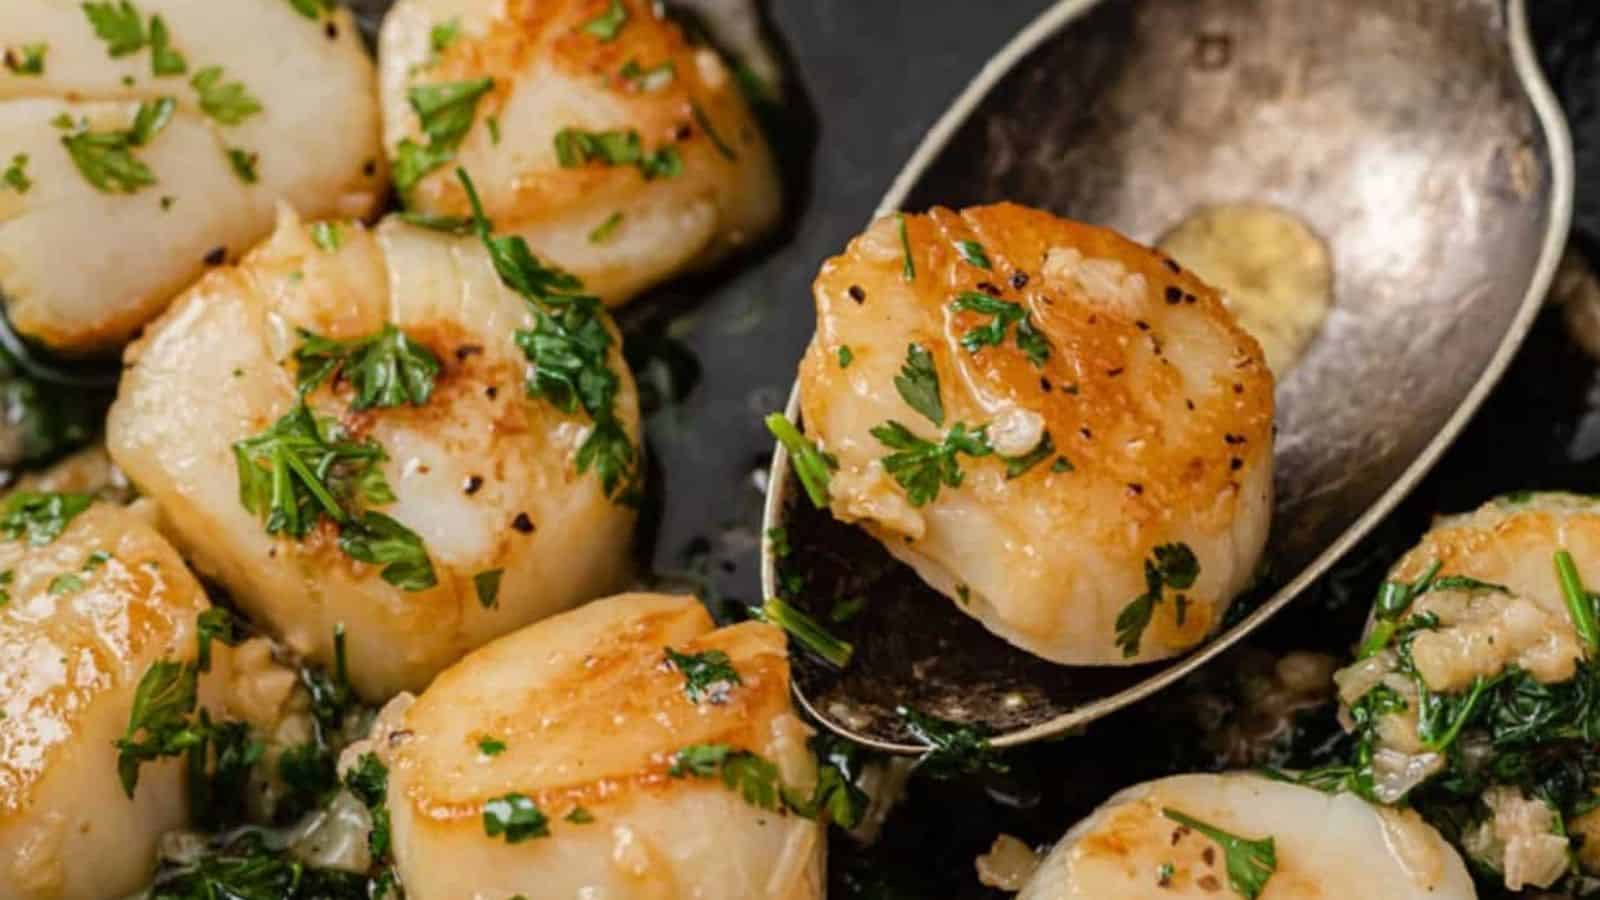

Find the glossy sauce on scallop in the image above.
[
  {"left": 376, "top": 592, "right": 824, "bottom": 899},
  {"left": 798, "top": 204, "right": 1274, "bottom": 665},
  {"left": 378, "top": 0, "right": 781, "bottom": 305},
  {"left": 0, "top": 501, "right": 227, "bottom": 900},
  {"left": 0, "top": 0, "right": 384, "bottom": 351}
]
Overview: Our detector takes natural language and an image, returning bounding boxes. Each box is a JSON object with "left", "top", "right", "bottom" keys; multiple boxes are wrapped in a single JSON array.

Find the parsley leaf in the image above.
[
  {"left": 565, "top": 806, "right": 595, "bottom": 824},
  {"left": 897, "top": 213, "right": 915, "bottom": 281},
  {"left": 757, "top": 596, "right": 854, "bottom": 669},
  {"left": 430, "top": 18, "right": 461, "bottom": 54},
  {"left": 309, "top": 222, "right": 342, "bottom": 252},
  {"left": 0, "top": 491, "right": 92, "bottom": 545},
  {"left": 82, "top": 1, "right": 146, "bottom": 57},
  {"left": 554, "top": 128, "right": 681, "bottom": 180},
  {"left": 692, "top": 101, "right": 736, "bottom": 161},
  {"left": 338, "top": 511, "right": 438, "bottom": 591},
  {"left": 1161, "top": 808, "right": 1277, "bottom": 900},
  {"left": 483, "top": 793, "right": 550, "bottom": 843},
  {"left": 478, "top": 736, "right": 507, "bottom": 756},
  {"left": 871, "top": 420, "right": 991, "bottom": 507},
  {"left": 893, "top": 343, "right": 944, "bottom": 426},
  {"left": 149, "top": 15, "right": 185, "bottom": 76},
  {"left": 669, "top": 744, "right": 787, "bottom": 812},
  {"left": 620, "top": 58, "right": 675, "bottom": 92},
  {"left": 60, "top": 97, "right": 173, "bottom": 194},
  {"left": 898, "top": 706, "right": 1009, "bottom": 779},
  {"left": 394, "top": 78, "right": 493, "bottom": 195},
  {"left": 955, "top": 239, "right": 991, "bottom": 269},
  {"left": 47, "top": 572, "right": 85, "bottom": 595},
  {"left": 4, "top": 43, "right": 47, "bottom": 76},
  {"left": 231, "top": 403, "right": 395, "bottom": 539},
  {"left": 582, "top": 0, "right": 628, "bottom": 41},
  {"left": 588, "top": 211, "right": 624, "bottom": 244},
  {"left": 225, "top": 147, "right": 258, "bottom": 184},
  {"left": 764, "top": 413, "right": 835, "bottom": 508},
  {"left": 294, "top": 325, "right": 442, "bottom": 410},
  {"left": 837, "top": 346, "right": 854, "bottom": 368},
  {"left": 344, "top": 752, "right": 393, "bottom": 862},
  {"left": 1114, "top": 543, "right": 1200, "bottom": 657},
  {"left": 473, "top": 569, "right": 503, "bottom": 608},
  {"left": 116, "top": 659, "right": 199, "bottom": 795},
  {"left": 951, "top": 291, "right": 1051, "bottom": 366},
  {"left": 664, "top": 647, "right": 742, "bottom": 704},
  {"left": 190, "top": 66, "right": 262, "bottom": 125},
  {"left": 458, "top": 168, "right": 638, "bottom": 501},
  {"left": 286, "top": 0, "right": 338, "bottom": 20},
  {"left": 195, "top": 607, "right": 242, "bottom": 673},
  {"left": 3, "top": 154, "right": 31, "bottom": 193}
]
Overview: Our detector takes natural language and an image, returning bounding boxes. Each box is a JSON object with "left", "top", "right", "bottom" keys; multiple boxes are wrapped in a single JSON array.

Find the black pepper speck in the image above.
[
  {"left": 848, "top": 285, "right": 866, "bottom": 304},
  {"left": 511, "top": 513, "right": 535, "bottom": 533},
  {"left": 464, "top": 475, "right": 483, "bottom": 495},
  {"left": 203, "top": 246, "right": 226, "bottom": 266}
]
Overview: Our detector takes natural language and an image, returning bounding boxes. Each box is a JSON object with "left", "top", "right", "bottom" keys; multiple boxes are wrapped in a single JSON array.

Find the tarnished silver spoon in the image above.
[{"left": 761, "top": 0, "right": 1573, "bottom": 753}]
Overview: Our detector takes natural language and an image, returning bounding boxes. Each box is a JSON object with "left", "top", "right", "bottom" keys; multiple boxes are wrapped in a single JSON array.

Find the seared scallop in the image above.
[
  {"left": 795, "top": 205, "right": 1274, "bottom": 665},
  {"left": 1018, "top": 773, "right": 1474, "bottom": 899},
  {"left": 378, "top": 0, "right": 780, "bottom": 306},
  {"left": 1332, "top": 492, "right": 1600, "bottom": 891},
  {"left": 0, "top": 0, "right": 383, "bottom": 352},
  {"left": 0, "top": 498, "right": 232, "bottom": 900},
  {"left": 107, "top": 207, "right": 641, "bottom": 700},
  {"left": 371, "top": 592, "right": 824, "bottom": 898}
]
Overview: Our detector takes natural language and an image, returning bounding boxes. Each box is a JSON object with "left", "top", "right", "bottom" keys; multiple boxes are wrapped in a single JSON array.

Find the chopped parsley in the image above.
[
  {"left": 4, "top": 43, "right": 47, "bottom": 76},
  {"left": 950, "top": 291, "right": 1050, "bottom": 366},
  {"left": 1160, "top": 808, "right": 1277, "bottom": 900},
  {"left": 894, "top": 343, "right": 944, "bottom": 426},
  {"left": 309, "top": 222, "right": 343, "bottom": 252},
  {"left": 581, "top": 0, "right": 628, "bottom": 41},
  {"left": 473, "top": 569, "right": 503, "bottom": 609},
  {"left": 758, "top": 596, "right": 853, "bottom": 668},
  {"left": 458, "top": 168, "right": 639, "bottom": 502},
  {"left": 664, "top": 647, "right": 742, "bottom": 704},
  {"left": 565, "top": 806, "right": 594, "bottom": 824},
  {"left": 225, "top": 147, "right": 258, "bottom": 184},
  {"left": 478, "top": 736, "right": 507, "bottom": 756},
  {"left": 620, "top": 58, "right": 675, "bottom": 92},
  {"left": 588, "top": 211, "right": 624, "bottom": 244},
  {"left": 764, "top": 413, "right": 834, "bottom": 508},
  {"left": 483, "top": 793, "right": 549, "bottom": 843},
  {"left": 3, "top": 154, "right": 30, "bottom": 193},
  {"left": 190, "top": 66, "right": 262, "bottom": 125},
  {"left": 293, "top": 324, "right": 442, "bottom": 410},
  {"left": 871, "top": 420, "right": 991, "bottom": 507},
  {"left": 232, "top": 403, "right": 390, "bottom": 538},
  {"left": 898, "top": 706, "right": 1008, "bottom": 779},
  {"left": 343, "top": 752, "right": 393, "bottom": 864},
  {"left": 0, "top": 491, "right": 92, "bottom": 545},
  {"left": 1003, "top": 432, "right": 1055, "bottom": 478},
  {"left": 1114, "top": 543, "right": 1200, "bottom": 657},
  {"left": 429, "top": 18, "right": 461, "bottom": 54},
  {"left": 286, "top": 0, "right": 339, "bottom": 19},
  {"left": 393, "top": 78, "right": 493, "bottom": 195},
  {"left": 955, "top": 239, "right": 991, "bottom": 269},
  {"left": 82, "top": 1, "right": 146, "bottom": 57},
  {"left": 669, "top": 744, "right": 787, "bottom": 812},
  {"left": 1556, "top": 549, "right": 1600, "bottom": 654},
  {"left": 897, "top": 213, "right": 915, "bottom": 281},
  {"left": 338, "top": 512, "right": 438, "bottom": 592},
  {"left": 47, "top": 573, "right": 85, "bottom": 595},
  {"left": 61, "top": 97, "right": 173, "bottom": 194},
  {"left": 1352, "top": 560, "right": 1512, "bottom": 659},
  {"left": 397, "top": 211, "right": 474, "bottom": 234},
  {"left": 149, "top": 15, "right": 185, "bottom": 76},
  {"left": 837, "top": 346, "right": 854, "bottom": 368},
  {"left": 554, "top": 128, "right": 680, "bottom": 180}
]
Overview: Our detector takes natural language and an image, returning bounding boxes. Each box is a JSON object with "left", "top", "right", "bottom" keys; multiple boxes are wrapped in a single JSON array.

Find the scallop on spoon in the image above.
[{"left": 761, "top": 0, "right": 1574, "bottom": 753}]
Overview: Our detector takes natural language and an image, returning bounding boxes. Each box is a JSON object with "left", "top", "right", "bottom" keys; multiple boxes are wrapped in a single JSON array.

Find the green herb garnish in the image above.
[
  {"left": 1114, "top": 543, "right": 1200, "bottom": 658},
  {"left": 896, "top": 213, "right": 914, "bottom": 282},
  {"left": 483, "top": 793, "right": 549, "bottom": 843},
  {"left": 764, "top": 413, "right": 834, "bottom": 508},
  {"left": 554, "top": 128, "right": 682, "bottom": 180},
  {"left": 894, "top": 343, "right": 944, "bottom": 426},
  {"left": 394, "top": 78, "right": 494, "bottom": 195},
  {"left": 478, "top": 736, "right": 507, "bottom": 756},
  {"left": 0, "top": 491, "right": 92, "bottom": 545},
  {"left": 950, "top": 291, "right": 1050, "bottom": 366},
  {"left": 4, "top": 43, "right": 47, "bottom": 76},
  {"left": 225, "top": 147, "right": 258, "bottom": 184},
  {"left": 82, "top": 1, "right": 145, "bottom": 56},
  {"left": 620, "top": 58, "right": 675, "bottom": 92},
  {"left": 588, "top": 211, "right": 624, "bottom": 244},
  {"left": 898, "top": 706, "right": 1008, "bottom": 779},
  {"left": 758, "top": 597, "right": 853, "bottom": 668},
  {"left": 581, "top": 0, "right": 628, "bottom": 41},
  {"left": 2, "top": 154, "right": 30, "bottom": 193},
  {"left": 837, "top": 346, "right": 854, "bottom": 368},
  {"left": 955, "top": 239, "right": 990, "bottom": 269},
  {"left": 872, "top": 420, "right": 991, "bottom": 507},
  {"left": 1160, "top": 808, "right": 1277, "bottom": 900},
  {"left": 664, "top": 647, "right": 742, "bottom": 704},
  {"left": 61, "top": 97, "right": 173, "bottom": 194},
  {"left": 1556, "top": 549, "right": 1600, "bottom": 655},
  {"left": 149, "top": 15, "right": 185, "bottom": 76},
  {"left": 294, "top": 325, "right": 441, "bottom": 410},
  {"left": 474, "top": 569, "right": 503, "bottom": 609},
  {"left": 338, "top": 512, "right": 438, "bottom": 591},
  {"left": 190, "top": 66, "right": 261, "bottom": 125}
]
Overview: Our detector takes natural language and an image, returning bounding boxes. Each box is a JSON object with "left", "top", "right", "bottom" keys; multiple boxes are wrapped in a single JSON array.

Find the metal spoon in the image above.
[{"left": 761, "top": 0, "right": 1574, "bottom": 752}]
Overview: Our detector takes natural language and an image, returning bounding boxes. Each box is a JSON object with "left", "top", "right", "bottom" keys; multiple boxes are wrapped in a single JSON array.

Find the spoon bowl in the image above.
[{"left": 762, "top": 0, "right": 1573, "bottom": 751}]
